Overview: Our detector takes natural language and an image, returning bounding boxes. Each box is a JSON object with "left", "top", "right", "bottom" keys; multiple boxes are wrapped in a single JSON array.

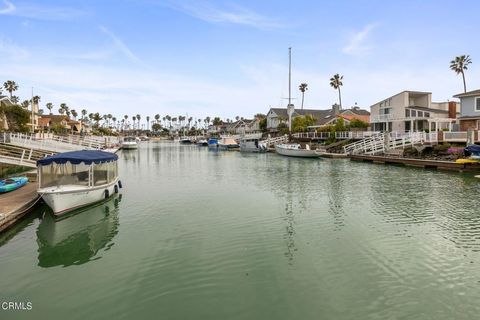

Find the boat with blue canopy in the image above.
[
  {"left": 37, "top": 150, "right": 121, "bottom": 216},
  {"left": 465, "top": 144, "right": 480, "bottom": 160}
]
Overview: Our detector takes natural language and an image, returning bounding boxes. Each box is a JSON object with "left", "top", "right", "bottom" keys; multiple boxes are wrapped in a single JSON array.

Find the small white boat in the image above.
[
  {"left": 218, "top": 137, "right": 239, "bottom": 150},
  {"left": 37, "top": 150, "right": 122, "bottom": 216},
  {"left": 240, "top": 138, "right": 267, "bottom": 153},
  {"left": 122, "top": 136, "right": 138, "bottom": 149},
  {"left": 275, "top": 143, "right": 321, "bottom": 158},
  {"left": 180, "top": 137, "right": 192, "bottom": 144},
  {"left": 197, "top": 139, "right": 208, "bottom": 146}
]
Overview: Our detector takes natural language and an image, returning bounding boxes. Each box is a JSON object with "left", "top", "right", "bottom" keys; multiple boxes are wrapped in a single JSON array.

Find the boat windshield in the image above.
[
  {"left": 39, "top": 161, "right": 118, "bottom": 188},
  {"left": 39, "top": 162, "right": 90, "bottom": 188},
  {"left": 124, "top": 137, "right": 136, "bottom": 142}
]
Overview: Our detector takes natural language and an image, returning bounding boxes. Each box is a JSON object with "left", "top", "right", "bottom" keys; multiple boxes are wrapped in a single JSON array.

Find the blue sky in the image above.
[{"left": 0, "top": 0, "right": 479, "bottom": 120}]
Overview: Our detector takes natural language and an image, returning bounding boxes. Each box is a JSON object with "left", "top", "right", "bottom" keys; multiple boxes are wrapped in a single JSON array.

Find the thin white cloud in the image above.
[
  {"left": 342, "top": 23, "right": 378, "bottom": 56},
  {"left": 0, "top": 0, "right": 85, "bottom": 20},
  {"left": 99, "top": 26, "right": 144, "bottom": 65},
  {"left": 0, "top": 0, "right": 15, "bottom": 14},
  {"left": 164, "top": 0, "right": 280, "bottom": 29},
  {"left": 0, "top": 38, "right": 29, "bottom": 60}
]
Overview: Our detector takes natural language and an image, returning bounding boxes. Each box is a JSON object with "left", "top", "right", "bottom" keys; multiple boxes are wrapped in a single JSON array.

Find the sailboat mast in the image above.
[{"left": 288, "top": 47, "right": 291, "bottom": 106}]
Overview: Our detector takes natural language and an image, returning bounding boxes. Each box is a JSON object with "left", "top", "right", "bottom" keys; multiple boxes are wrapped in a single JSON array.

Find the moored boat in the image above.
[
  {"left": 275, "top": 143, "right": 321, "bottom": 158},
  {"left": 208, "top": 138, "right": 218, "bottom": 149},
  {"left": 0, "top": 176, "right": 28, "bottom": 193},
  {"left": 37, "top": 150, "right": 121, "bottom": 216},
  {"left": 122, "top": 136, "right": 138, "bottom": 149},
  {"left": 218, "top": 137, "right": 239, "bottom": 150},
  {"left": 197, "top": 139, "right": 208, "bottom": 146},
  {"left": 180, "top": 137, "right": 192, "bottom": 144},
  {"left": 240, "top": 137, "right": 267, "bottom": 153}
]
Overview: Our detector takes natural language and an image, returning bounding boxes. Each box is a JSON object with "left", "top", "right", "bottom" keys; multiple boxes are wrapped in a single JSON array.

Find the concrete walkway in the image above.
[{"left": 0, "top": 182, "right": 40, "bottom": 232}]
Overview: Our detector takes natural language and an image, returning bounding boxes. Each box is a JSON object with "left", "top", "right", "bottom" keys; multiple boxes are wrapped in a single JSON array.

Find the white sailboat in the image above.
[{"left": 275, "top": 47, "right": 321, "bottom": 158}]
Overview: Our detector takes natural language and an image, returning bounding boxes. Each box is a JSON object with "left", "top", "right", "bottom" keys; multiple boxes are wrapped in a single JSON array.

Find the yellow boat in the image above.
[{"left": 455, "top": 158, "right": 480, "bottom": 164}]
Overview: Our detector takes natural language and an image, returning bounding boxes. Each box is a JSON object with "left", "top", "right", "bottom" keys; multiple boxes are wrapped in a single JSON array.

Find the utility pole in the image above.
[{"left": 31, "top": 87, "right": 34, "bottom": 134}]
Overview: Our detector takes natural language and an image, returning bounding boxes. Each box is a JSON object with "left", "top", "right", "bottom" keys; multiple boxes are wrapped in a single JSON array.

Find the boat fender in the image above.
[
  {"left": 114, "top": 184, "right": 119, "bottom": 194},
  {"left": 118, "top": 180, "right": 123, "bottom": 188},
  {"left": 104, "top": 189, "right": 109, "bottom": 199}
]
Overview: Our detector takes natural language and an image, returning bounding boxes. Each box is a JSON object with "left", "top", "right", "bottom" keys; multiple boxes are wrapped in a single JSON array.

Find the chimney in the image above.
[
  {"left": 332, "top": 103, "right": 340, "bottom": 115},
  {"left": 448, "top": 101, "right": 456, "bottom": 119}
]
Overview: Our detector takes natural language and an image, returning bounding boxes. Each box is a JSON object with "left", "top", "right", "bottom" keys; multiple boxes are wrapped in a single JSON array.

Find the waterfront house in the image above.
[
  {"left": 266, "top": 104, "right": 370, "bottom": 132},
  {"left": 0, "top": 96, "right": 14, "bottom": 130},
  {"left": 453, "top": 89, "right": 480, "bottom": 130},
  {"left": 370, "top": 91, "right": 459, "bottom": 132}
]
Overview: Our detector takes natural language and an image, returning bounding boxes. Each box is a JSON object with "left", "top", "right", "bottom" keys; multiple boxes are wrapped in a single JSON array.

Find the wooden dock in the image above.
[
  {"left": 350, "top": 154, "right": 480, "bottom": 172},
  {"left": 0, "top": 182, "right": 40, "bottom": 233}
]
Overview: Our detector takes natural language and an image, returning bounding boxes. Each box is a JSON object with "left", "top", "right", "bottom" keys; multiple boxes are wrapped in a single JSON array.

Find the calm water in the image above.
[{"left": 1, "top": 142, "right": 480, "bottom": 319}]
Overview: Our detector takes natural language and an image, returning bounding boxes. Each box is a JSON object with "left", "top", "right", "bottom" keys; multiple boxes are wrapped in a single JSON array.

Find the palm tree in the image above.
[
  {"left": 146, "top": 116, "right": 150, "bottom": 130},
  {"left": 32, "top": 95, "right": 40, "bottom": 107},
  {"left": 46, "top": 103, "right": 54, "bottom": 115},
  {"left": 298, "top": 83, "right": 308, "bottom": 109},
  {"left": 93, "top": 113, "right": 101, "bottom": 125},
  {"left": 205, "top": 116, "right": 211, "bottom": 127},
  {"left": 132, "top": 116, "right": 136, "bottom": 129},
  {"left": 71, "top": 109, "right": 78, "bottom": 120},
  {"left": 21, "top": 100, "right": 29, "bottom": 108},
  {"left": 166, "top": 115, "right": 171, "bottom": 129},
  {"left": 329, "top": 74, "right": 343, "bottom": 109},
  {"left": 136, "top": 114, "right": 141, "bottom": 130},
  {"left": 3, "top": 80, "right": 19, "bottom": 99},
  {"left": 81, "top": 109, "right": 87, "bottom": 121},
  {"left": 450, "top": 55, "right": 472, "bottom": 93},
  {"left": 155, "top": 114, "right": 160, "bottom": 124},
  {"left": 107, "top": 114, "right": 113, "bottom": 127},
  {"left": 11, "top": 96, "right": 19, "bottom": 104}
]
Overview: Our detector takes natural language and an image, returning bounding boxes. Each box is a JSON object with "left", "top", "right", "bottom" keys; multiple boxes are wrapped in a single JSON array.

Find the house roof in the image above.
[
  {"left": 268, "top": 107, "right": 370, "bottom": 126},
  {"left": 0, "top": 95, "right": 14, "bottom": 106},
  {"left": 38, "top": 118, "right": 50, "bottom": 126},
  {"left": 339, "top": 113, "right": 370, "bottom": 123},
  {"left": 370, "top": 90, "right": 431, "bottom": 107},
  {"left": 457, "top": 115, "right": 480, "bottom": 120},
  {"left": 453, "top": 89, "right": 480, "bottom": 98},
  {"left": 39, "top": 115, "right": 70, "bottom": 125}
]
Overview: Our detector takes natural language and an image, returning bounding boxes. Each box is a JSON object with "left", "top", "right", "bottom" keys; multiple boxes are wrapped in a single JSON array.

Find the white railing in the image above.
[
  {"left": 425, "top": 132, "right": 438, "bottom": 143},
  {"left": 344, "top": 133, "right": 385, "bottom": 155},
  {"left": 344, "top": 131, "right": 427, "bottom": 155},
  {"left": 265, "top": 135, "right": 288, "bottom": 146},
  {"left": 443, "top": 132, "right": 467, "bottom": 141},
  {"left": 293, "top": 132, "right": 332, "bottom": 139},
  {"left": 293, "top": 131, "right": 380, "bottom": 140},
  {"left": 2, "top": 132, "right": 108, "bottom": 153}
]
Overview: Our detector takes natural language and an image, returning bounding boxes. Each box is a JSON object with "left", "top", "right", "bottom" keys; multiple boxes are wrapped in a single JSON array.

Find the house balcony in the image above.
[{"left": 370, "top": 114, "right": 394, "bottom": 123}]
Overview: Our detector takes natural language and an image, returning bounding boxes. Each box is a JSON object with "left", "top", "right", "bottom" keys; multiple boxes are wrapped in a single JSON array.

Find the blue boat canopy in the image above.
[
  {"left": 37, "top": 150, "right": 118, "bottom": 166},
  {"left": 465, "top": 145, "right": 480, "bottom": 153}
]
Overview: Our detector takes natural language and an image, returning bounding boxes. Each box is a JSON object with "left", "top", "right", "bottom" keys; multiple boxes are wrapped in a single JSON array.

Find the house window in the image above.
[
  {"left": 418, "top": 111, "right": 423, "bottom": 117},
  {"left": 425, "top": 112, "right": 430, "bottom": 118},
  {"left": 411, "top": 110, "right": 416, "bottom": 117},
  {"left": 476, "top": 97, "right": 480, "bottom": 111},
  {"left": 405, "top": 110, "right": 410, "bottom": 117}
]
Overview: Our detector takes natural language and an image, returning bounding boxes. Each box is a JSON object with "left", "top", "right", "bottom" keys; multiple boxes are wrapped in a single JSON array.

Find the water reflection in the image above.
[{"left": 36, "top": 196, "right": 121, "bottom": 268}]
